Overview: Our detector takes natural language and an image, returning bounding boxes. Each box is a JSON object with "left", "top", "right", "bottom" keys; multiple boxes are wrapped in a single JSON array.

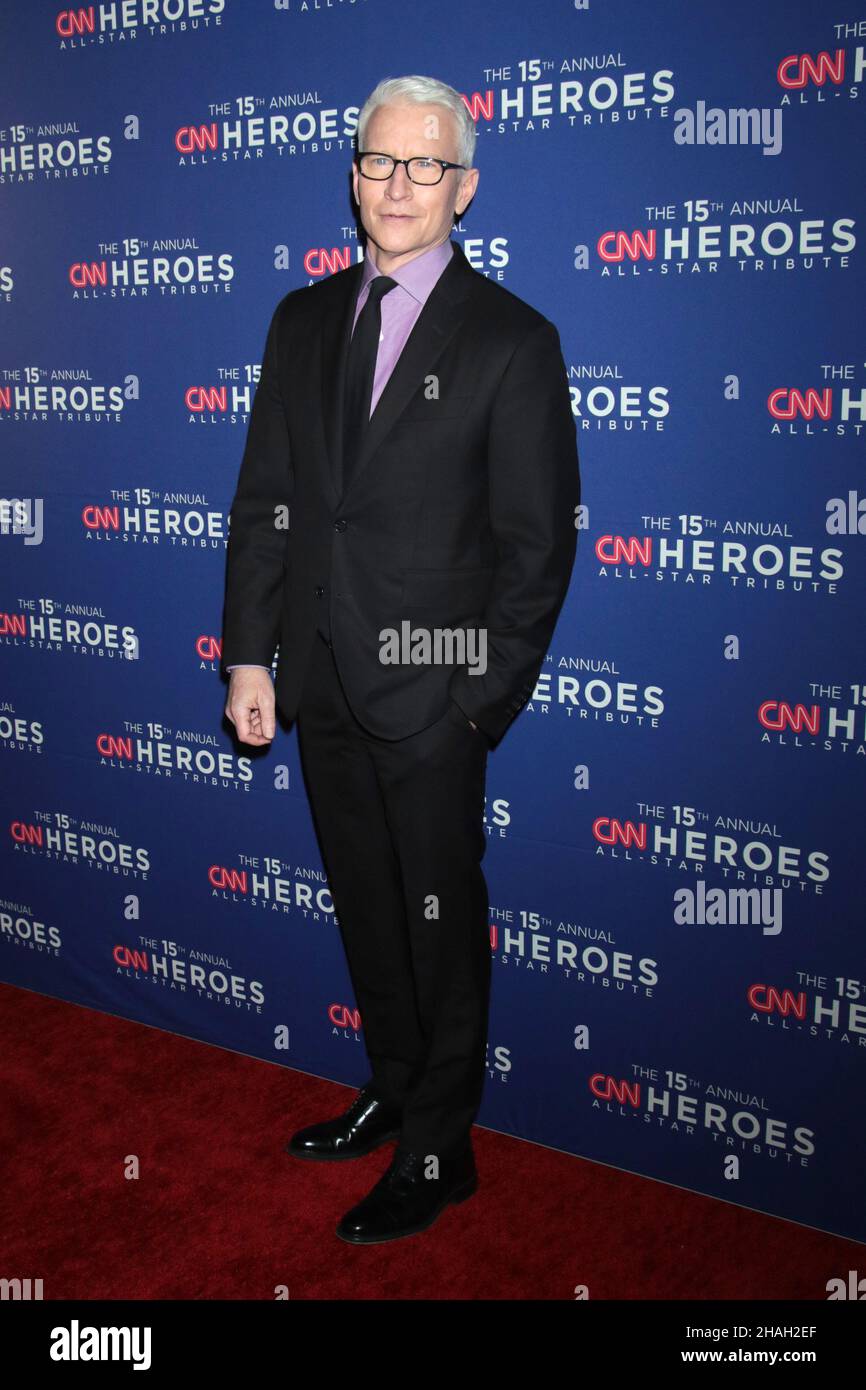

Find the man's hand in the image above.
[{"left": 225, "top": 667, "right": 276, "bottom": 745}]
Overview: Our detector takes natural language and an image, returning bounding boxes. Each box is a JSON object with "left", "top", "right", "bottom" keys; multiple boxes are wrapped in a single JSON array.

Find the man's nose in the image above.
[{"left": 386, "top": 163, "right": 413, "bottom": 196}]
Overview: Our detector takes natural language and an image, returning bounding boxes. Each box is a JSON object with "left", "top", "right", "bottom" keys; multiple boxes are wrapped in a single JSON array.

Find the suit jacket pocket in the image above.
[
  {"left": 400, "top": 565, "right": 494, "bottom": 609},
  {"left": 397, "top": 392, "right": 473, "bottom": 423}
]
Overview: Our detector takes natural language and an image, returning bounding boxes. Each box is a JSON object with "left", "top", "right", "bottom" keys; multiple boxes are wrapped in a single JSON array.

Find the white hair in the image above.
[{"left": 357, "top": 75, "right": 477, "bottom": 169}]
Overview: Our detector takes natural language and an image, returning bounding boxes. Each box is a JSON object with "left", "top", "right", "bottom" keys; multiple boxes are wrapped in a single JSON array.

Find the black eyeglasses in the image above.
[{"left": 356, "top": 151, "right": 466, "bottom": 186}]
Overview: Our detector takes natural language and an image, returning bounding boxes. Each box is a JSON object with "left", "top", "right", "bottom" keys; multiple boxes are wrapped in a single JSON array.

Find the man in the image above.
[{"left": 221, "top": 75, "right": 580, "bottom": 1244}]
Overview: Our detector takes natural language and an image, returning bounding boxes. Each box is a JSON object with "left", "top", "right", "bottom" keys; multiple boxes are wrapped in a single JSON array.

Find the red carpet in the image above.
[{"left": 0, "top": 982, "right": 859, "bottom": 1300}]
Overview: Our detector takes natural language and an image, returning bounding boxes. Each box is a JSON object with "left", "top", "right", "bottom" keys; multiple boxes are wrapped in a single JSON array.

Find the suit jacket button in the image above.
[
  {"left": 314, "top": 585, "right": 324, "bottom": 597},
  {"left": 334, "top": 519, "right": 347, "bottom": 532}
]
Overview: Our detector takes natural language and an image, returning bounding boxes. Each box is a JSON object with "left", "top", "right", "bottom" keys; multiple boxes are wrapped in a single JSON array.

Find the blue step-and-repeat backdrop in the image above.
[{"left": 2, "top": 1, "right": 864, "bottom": 1245}]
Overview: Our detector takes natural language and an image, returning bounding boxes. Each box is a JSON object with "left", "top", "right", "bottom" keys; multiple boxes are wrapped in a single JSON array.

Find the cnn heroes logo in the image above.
[{"left": 57, "top": 0, "right": 226, "bottom": 43}]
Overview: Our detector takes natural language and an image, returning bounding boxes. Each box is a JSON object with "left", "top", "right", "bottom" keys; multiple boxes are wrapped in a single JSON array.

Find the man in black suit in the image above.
[{"left": 222, "top": 75, "right": 579, "bottom": 1244}]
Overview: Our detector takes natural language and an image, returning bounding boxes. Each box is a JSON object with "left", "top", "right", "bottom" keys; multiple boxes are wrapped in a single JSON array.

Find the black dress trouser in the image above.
[{"left": 296, "top": 629, "right": 491, "bottom": 1160}]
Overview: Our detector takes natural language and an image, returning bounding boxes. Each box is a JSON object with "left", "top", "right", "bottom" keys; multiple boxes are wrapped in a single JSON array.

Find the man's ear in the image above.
[{"left": 456, "top": 169, "right": 479, "bottom": 216}]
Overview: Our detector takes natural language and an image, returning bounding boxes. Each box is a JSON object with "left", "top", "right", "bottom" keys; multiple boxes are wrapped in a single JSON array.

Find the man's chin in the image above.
[{"left": 363, "top": 223, "right": 440, "bottom": 264}]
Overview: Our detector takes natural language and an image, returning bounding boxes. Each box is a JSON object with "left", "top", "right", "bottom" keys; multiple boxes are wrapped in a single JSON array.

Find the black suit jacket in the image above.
[{"left": 220, "top": 238, "right": 580, "bottom": 747}]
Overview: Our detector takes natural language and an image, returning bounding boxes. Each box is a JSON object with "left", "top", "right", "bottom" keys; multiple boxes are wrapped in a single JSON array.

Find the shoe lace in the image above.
[{"left": 386, "top": 1149, "right": 426, "bottom": 1184}]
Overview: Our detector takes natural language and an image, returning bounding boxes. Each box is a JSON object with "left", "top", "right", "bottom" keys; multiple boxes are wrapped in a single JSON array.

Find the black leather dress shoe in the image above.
[
  {"left": 287, "top": 1086, "right": 402, "bottom": 1161},
  {"left": 336, "top": 1145, "right": 478, "bottom": 1243}
]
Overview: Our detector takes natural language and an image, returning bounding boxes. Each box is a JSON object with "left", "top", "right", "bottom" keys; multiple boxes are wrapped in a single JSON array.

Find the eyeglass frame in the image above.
[{"left": 355, "top": 150, "right": 467, "bottom": 186}]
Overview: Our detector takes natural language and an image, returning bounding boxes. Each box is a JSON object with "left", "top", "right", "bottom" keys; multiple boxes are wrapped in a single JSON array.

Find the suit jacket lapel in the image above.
[{"left": 319, "top": 238, "right": 476, "bottom": 505}]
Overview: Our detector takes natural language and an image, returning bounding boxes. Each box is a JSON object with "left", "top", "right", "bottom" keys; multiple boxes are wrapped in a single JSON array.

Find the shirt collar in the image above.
[{"left": 359, "top": 237, "right": 454, "bottom": 306}]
